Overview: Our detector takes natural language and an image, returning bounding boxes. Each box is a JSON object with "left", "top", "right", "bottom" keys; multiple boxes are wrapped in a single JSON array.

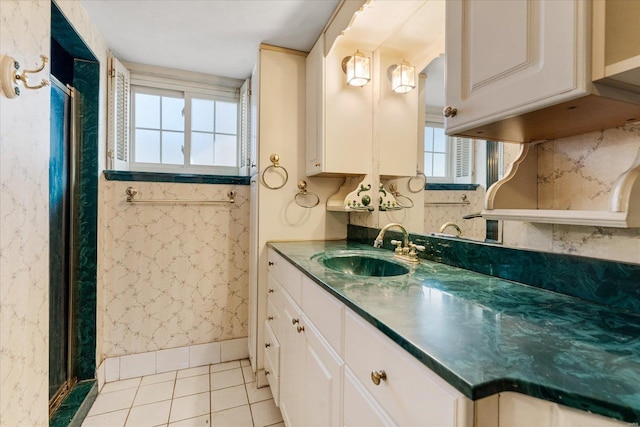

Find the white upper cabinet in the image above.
[
  {"left": 306, "top": 35, "right": 372, "bottom": 177},
  {"left": 445, "top": 0, "right": 640, "bottom": 143}
]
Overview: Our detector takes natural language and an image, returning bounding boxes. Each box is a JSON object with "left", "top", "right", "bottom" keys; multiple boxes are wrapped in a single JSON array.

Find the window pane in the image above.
[
  {"left": 191, "top": 132, "right": 214, "bottom": 165},
  {"left": 424, "top": 153, "right": 433, "bottom": 176},
  {"left": 433, "top": 153, "right": 447, "bottom": 176},
  {"left": 135, "top": 93, "right": 160, "bottom": 128},
  {"left": 215, "top": 101, "right": 238, "bottom": 134},
  {"left": 162, "top": 96, "right": 185, "bottom": 131},
  {"left": 135, "top": 129, "right": 160, "bottom": 163},
  {"left": 192, "top": 99, "right": 214, "bottom": 132},
  {"left": 162, "top": 131, "right": 184, "bottom": 165},
  {"left": 424, "top": 127, "right": 434, "bottom": 152},
  {"left": 214, "top": 134, "right": 237, "bottom": 166},
  {"left": 433, "top": 127, "right": 447, "bottom": 152}
]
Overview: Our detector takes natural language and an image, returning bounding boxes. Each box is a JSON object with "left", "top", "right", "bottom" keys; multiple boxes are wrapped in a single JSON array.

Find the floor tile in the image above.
[
  {"left": 140, "top": 371, "right": 177, "bottom": 386},
  {"left": 126, "top": 400, "right": 171, "bottom": 427},
  {"left": 211, "top": 368, "right": 244, "bottom": 390},
  {"left": 134, "top": 381, "right": 175, "bottom": 406},
  {"left": 87, "top": 388, "right": 137, "bottom": 416},
  {"left": 211, "top": 405, "right": 253, "bottom": 426},
  {"left": 250, "top": 399, "right": 283, "bottom": 427},
  {"left": 265, "top": 423, "right": 284, "bottom": 427},
  {"left": 210, "top": 360, "right": 240, "bottom": 373},
  {"left": 174, "top": 374, "right": 210, "bottom": 398},
  {"left": 211, "top": 384, "right": 248, "bottom": 412},
  {"left": 240, "top": 359, "right": 251, "bottom": 367},
  {"left": 81, "top": 409, "right": 128, "bottom": 427},
  {"left": 169, "top": 392, "right": 210, "bottom": 423},
  {"left": 176, "top": 365, "right": 209, "bottom": 379},
  {"left": 245, "top": 382, "right": 273, "bottom": 404},
  {"left": 101, "top": 377, "right": 141, "bottom": 394},
  {"left": 168, "top": 414, "right": 210, "bottom": 427},
  {"left": 241, "top": 366, "right": 256, "bottom": 383}
]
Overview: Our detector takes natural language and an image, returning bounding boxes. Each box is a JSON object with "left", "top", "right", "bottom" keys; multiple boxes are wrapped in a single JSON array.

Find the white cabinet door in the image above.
[
  {"left": 344, "top": 367, "right": 396, "bottom": 427},
  {"left": 305, "top": 37, "right": 372, "bottom": 176},
  {"left": 445, "top": 0, "right": 589, "bottom": 137},
  {"left": 301, "top": 314, "right": 343, "bottom": 427},
  {"left": 279, "top": 290, "right": 305, "bottom": 427}
]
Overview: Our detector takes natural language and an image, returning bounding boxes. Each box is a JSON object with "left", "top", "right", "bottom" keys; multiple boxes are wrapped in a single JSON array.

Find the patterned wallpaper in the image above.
[
  {"left": 0, "top": 2, "right": 51, "bottom": 425},
  {"left": 101, "top": 180, "right": 250, "bottom": 357}
]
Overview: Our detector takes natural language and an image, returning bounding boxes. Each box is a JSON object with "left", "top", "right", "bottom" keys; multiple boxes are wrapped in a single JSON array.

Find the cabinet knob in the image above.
[
  {"left": 267, "top": 316, "right": 274, "bottom": 321},
  {"left": 265, "top": 370, "right": 270, "bottom": 376},
  {"left": 297, "top": 325, "right": 305, "bottom": 333},
  {"left": 371, "top": 370, "right": 387, "bottom": 385},
  {"left": 292, "top": 318, "right": 299, "bottom": 325},
  {"left": 443, "top": 106, "right": 458, "bottom": 118},
  {"left": 268, "top": 261, "right": 274, "bottom": 266},
  {"left": 315, "top": 162, "right": 321, "bottom": 167},
  {"left": 265, "top": 343, "right": 271, "bottom": 348},
  {"left": 268, "top": 289, "right": 274, "bottom": 294}
]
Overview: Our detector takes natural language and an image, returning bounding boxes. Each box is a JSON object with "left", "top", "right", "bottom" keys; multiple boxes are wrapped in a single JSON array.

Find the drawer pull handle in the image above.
[
  {"left": 297, "top": 325, "right": 305, "bottom": 333},
  {"left": 371, "top": 370, "right": 387, "bottom": 385},
  {"left": 268, "top": 289, "right": 274, "bottom": 294},
  {"left": 267, "top": 316, "right": 274, "bottom": 321},
  {"left": 268, "top": 261, "right": 274, "bottom": 266},
  {"left": 292, "top": 318, "right": 299, "bottom": 325},
  {"left": 265, "top": 343, "right": 271, "bottom": 348}
]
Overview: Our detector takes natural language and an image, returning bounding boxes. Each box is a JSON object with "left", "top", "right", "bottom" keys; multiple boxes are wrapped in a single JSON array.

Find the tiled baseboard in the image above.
[{"left": 96, "top": 337, "right": 248, "bottom": 390}]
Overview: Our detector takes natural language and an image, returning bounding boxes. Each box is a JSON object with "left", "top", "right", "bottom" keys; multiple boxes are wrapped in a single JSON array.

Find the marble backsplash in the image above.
[{"left": 101, "top": 179, "right": 250, "bottom": 358}]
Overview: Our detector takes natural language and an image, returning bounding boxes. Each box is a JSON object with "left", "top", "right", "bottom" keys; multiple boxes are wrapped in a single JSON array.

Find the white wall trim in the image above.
[{"left": 96, "top": 337, "right": 249, "bottom": 390}]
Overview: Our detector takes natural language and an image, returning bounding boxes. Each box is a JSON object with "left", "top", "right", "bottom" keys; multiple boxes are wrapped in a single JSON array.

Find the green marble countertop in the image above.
[{"left": 268, "top": 240, "right": 640, "bottom": 424}]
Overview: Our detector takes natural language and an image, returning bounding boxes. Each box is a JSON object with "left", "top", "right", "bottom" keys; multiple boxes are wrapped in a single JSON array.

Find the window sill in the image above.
[
  {"left": 425, "top": 183, "right": 479, "bottom": 191},
  {"left": 103, "top": 170, "right": 251, "bottom": 185}
]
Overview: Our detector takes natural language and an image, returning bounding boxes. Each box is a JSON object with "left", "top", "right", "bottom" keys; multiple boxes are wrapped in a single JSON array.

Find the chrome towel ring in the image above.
[
  {"left": 261, "top": 153, "right": 289, "bottom": 190},
  {"left": 295, "top": 180, "right": 320, "bottom": 208}
]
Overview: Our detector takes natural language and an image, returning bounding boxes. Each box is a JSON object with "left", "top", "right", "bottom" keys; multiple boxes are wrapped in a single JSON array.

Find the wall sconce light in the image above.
[
  {"left": 0, "top": 55, "right": 50, "bottom": 98},
  {"left": 341, "top": 50, "right": 371, "bottom": 87},
  {"left": 387, "top": 60, "right": 416, "bottom": 94}
]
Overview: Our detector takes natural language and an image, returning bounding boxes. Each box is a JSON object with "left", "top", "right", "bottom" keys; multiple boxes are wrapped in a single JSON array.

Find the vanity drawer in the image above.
[
  {"left": 266, "top": 291, "right": 281, "bottom": 339},
  {"left": 344, "top": 309, "right": 467, "bottom": 427},
  {"left": 268, "top": 249, "right": 302, "bottom": 304},
  {"left": 264, "top": 339, "right": 280, "bottom": 407},
  {"left": 301, "top": 276, "right": 344, "bottom": 356},
  {"left": 264, "top": 320, "right": 280, "bottom": 378}
]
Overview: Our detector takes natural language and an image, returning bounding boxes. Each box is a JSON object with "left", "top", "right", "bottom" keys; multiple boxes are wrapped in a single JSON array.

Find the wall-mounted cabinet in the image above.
[
  {"left": 445, "top": 0, "right": 640, "bottom": 143},
  {"left": 306, "top": 36, "right": 372, "bottom": 177}
]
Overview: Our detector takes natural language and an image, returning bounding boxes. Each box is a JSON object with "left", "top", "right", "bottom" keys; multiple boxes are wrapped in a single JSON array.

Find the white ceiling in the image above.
[{"left": 80, "top": 0, "right": 340, "bottom": 80}]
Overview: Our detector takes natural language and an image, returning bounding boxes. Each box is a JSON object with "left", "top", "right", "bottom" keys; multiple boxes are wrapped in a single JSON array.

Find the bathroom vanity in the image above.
[{"left": 264, "top": 240, "right": 639, "bottom": 427}]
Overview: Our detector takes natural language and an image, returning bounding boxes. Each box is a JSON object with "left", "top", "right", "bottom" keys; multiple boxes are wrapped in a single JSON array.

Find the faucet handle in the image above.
[{"left": 390, "top": 240, "right": 404, "bottom": 253}]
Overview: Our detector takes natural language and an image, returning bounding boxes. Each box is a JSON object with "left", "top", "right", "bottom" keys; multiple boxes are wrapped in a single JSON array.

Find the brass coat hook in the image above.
[{"left": 0, "top": 55, "right": 50, "bottom": 98}]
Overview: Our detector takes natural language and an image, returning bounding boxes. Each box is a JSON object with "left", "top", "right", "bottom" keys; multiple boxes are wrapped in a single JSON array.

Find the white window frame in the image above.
[
  {"left": 424, "top": 117, "right": 475, "bottom": 184},
  {"left": 108, "top": 58, "right": 247, "bottom": 176},
  {"left": 129, "top": 85, "right": 241, "bottom": 175}
]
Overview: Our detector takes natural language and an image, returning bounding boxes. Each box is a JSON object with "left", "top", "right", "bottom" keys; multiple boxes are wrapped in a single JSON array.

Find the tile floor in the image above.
[{"left": 82, "top": 359, "right": 284, "bottom": 427}]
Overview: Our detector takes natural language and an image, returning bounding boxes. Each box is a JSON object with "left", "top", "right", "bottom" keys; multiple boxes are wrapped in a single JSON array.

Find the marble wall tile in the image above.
[
  {"left": 504, "top": 124, "right": 640, "bottom": 264},
  {"left": 0, "top": 2, "right": 51, "bottom": 425},
  {"left": 423, "top": 188, "right": 486, "bottom": 241},
  {"left": 101, "top": 181, "right": 250, "bottom": 358}
]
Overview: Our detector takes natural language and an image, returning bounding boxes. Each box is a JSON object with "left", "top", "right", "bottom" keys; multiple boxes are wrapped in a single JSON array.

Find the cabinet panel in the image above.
[
  {"left": 268, "top": 250, "right": 302, "bottom": 304},
  {"left": 279, "top": 290, "right": 304, "bottom": 426},
  {"left": 344, "top": 367, "right": 396, "bottom": 427},
  {"left": 302, "top": 315, "right": 344, "bottom": 427},
  {"left": 445, "top": 0, "right": 589, "bottom": 139},
  {"left": 263, "top": 320, "right": 280, "bottom": 406},
  {"left": 301, "top": 276, "right": 344, "bottom": 356},
  {"left": 344, "top": 309, "right": 466, "bottom": 427}
]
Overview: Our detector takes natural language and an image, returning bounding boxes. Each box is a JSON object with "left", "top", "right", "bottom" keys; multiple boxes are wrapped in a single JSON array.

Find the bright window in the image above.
[
  {"left": 424, "top": 123, "right": 475, "bottom": 184},
  {"left": 424, "top": 125, "right": 448, "bottom": 178},
  {"left": 130, "top": 86, "right": 239, "bottom": 174}
]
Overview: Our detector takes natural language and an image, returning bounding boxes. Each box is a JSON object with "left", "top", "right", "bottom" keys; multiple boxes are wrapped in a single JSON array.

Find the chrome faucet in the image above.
[
  {"left": 439, "top": 222, "right": 463, "bottom": 237},
  {"left": 373, "top": 223, "right": 424, "bottom": 263}
]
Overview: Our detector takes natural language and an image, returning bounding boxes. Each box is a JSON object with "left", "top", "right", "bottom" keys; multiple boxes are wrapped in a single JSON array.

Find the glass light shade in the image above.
[
  {"left": 344, "top": 51, "right": 371, "bottom": 87},
  {"left": 391, "top": 61, "right": 416, "bottom": 94}
]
